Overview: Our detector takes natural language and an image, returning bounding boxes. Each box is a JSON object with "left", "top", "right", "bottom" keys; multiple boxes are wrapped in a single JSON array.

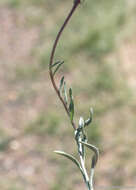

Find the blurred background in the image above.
[{"left": 0, "top": 0, "right": 136, "bottom": 189}]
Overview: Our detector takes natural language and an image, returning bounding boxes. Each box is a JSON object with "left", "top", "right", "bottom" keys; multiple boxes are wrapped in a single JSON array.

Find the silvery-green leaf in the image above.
[
  {"left": 54, "top": 150, "right": 84, "bottom": 177},
  {"left": 79, "top": 141, "right": 99, "bottom": 166},
  {"left": 53, "top": 61, "right": 64, "bottom": 76},
  {"left": 69, "top": 88, "right": 74, "bottom": 122},
  {"left": 85, "top": 108, "right": 93, "bottom": 127},
  {"left": 69, "top": 88, "right": 72, "bottom": 98},
  {"left": 64, "top": 82, "right": 68, "bottom": 104},
  {"left": 59, "top": 76, "right": 64, "bottom": 94}
]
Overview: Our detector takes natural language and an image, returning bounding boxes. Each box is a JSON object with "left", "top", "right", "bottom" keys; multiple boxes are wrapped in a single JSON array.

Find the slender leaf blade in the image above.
[
  {"left": 50, "top": 61, "right": 61, "bottom": 68},
  {"left": 59, "top": 76, "right": 64, "bottom": 94},
  {"left": 69, "top": 88, "right": 72, "bottom": 98},
  {"left": 53, "top": 61, "right": 64, "bottom": 76},
  {"left": 64, "top": 81, "right": 68, "bottom": 104},
  {"left": 54, "top": 150, "right": 85, "bottom": 176},
  {"left": 69, "top": 88, "right": 74, "bottom": 122}
]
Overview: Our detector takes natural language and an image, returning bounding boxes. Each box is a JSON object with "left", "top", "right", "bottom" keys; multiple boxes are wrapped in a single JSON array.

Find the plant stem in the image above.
[
  {"left": 78, "top": 138, "right": 91, "bottom": 190},
  {"left": 49, "top": 1, "right": 80, "bottom": 131}
]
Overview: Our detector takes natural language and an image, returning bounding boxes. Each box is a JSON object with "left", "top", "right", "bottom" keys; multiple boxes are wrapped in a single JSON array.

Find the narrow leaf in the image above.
[
  {"left": 50, "top": 61, "right": 61, "bottom": 68},
  {"left": 53, "top": 61, "right": 64, "bottom": 76},
  {"left": 69, "top": 101, "right": 74, "bottom": 122},
  {"left": 59, "top": 76, "right": 64, "bottom": 94},
  {"left": 69, "top": 88, "right": 72, "bottom": 98},
  {"left": 69, "top": 88, "right": 74, "bottom": 122},
  {"left": 54, "top": 150, "right": 84, "bottom": 176},
  {"left": 64, "top": 81, "right": 68, "bottom": 104},
  {"left": 79, "top": 141, "right": 99, "bottom": 165}
]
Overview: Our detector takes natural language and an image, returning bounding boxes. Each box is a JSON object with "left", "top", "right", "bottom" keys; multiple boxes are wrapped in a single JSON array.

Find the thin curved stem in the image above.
[{"left": 49, "top": 0, "right": 81, "bottom": 130}]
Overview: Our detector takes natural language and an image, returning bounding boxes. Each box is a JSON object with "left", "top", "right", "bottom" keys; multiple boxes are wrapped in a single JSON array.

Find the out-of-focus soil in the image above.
[{"left": 0, "top": 4, "right": 136, "bottom": 190}]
